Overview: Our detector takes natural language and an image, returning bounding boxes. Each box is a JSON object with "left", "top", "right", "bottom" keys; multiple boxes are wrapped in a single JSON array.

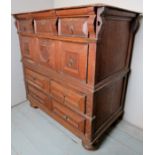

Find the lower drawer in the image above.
[
  {"left": 27, "top": 84, "right": 50, "bottom": 108},
  {"left": 52, "top": 99, "right": 85, "bottom": 133}
]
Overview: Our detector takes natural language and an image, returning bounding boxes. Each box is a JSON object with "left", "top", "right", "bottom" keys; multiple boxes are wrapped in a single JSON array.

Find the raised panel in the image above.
[
  {"left": 52, "top": 99, "right": 85, "bottom": 132},
  {"left": 64, "top": 89, "right": 86, "bottom": 113},
  {"left": 18, "top": 19, "right": 34, "bottom": 33},
  {"left": 93, "top": 79, "right": 124, "bottom": 134},
  {"left": 50, "top": 81, "right": 65, "bottom": 103},
  {"left": 50, "top": 80, "right": 86, "bottom": 113},
  {"left": 34, "top": 18, "right": 57, "bottom": 35},
  {"left": 36, "top": 39, "right": 56, "bottom": 69},
  {"left": 58, "top": 17, "right": 88, "bottom": 37},
  {"left": 27, "top": 84, "right": 50, "bottom": 108},
  {"left": 25, "top": 68, "right": 49, "bottom": 92},
  {"left": 19, "top": 36, "right": 36, "bottom": 60},
  {"left": 60, "top": 42, "right": 88, "bottom": 81},
  {"left": 95, "top": 19, "right": 130, "bottom": 83}
]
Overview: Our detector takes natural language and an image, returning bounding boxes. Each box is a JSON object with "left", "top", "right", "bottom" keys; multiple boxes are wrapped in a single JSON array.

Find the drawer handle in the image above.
[
  {"left": 23, "top": 27, "right": 27, "bottom": 31},
  {"left": 32, "top": 77, "right": 37, "bottom": 81},
  {"left": 63, "top": 115, "right": 68, "bottom": 120},
  {"left": 25, "top": 48, "right": 29, "bottom": 54},
  {"left": 70, "top": 25, "right": 74, "bottom": 34}
]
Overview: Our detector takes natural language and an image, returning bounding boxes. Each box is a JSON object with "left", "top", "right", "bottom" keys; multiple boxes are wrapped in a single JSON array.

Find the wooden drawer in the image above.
[
  {"left": 27, "top": 84, "right": 50, "bottom": 107},
  {"left": 58, "top": 17, "right": 88, "bottom": 37},
  {"left": 50, "top": 81, "right": 86, "bottom": 113},
  {"left": 25, "top": 68, "right": 49, "bottom": 92},
  {"left": 19, "top": 36, "right": 36, "bottom": 60},
  {"left": 34, "top": 18, "right": 57, "bottom": 35},
  {"left": 60, "top": 42, "right": 88, "bottom": 81},
  {"left": 18, "top": 19, "right": 34, "bottom": 33},
  {"left": 52, "top": 100, "right": 85, "bottom": 132},
  {"left": 36, "top": 39, "right": 56, "bottom": 69}
]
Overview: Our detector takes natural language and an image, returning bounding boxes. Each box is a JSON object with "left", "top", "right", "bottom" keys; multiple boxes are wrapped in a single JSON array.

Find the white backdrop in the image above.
[{"left": 11, "top": 0, "right": 143, "bottom": 129}]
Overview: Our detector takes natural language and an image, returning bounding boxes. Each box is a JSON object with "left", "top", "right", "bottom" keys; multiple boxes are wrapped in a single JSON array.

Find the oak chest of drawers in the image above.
[{"left": 13, "top": 5, "right": 140, "bottom": 150}]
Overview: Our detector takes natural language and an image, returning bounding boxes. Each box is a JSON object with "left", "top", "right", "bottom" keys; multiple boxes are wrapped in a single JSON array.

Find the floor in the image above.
[{"left": 11, "top": 101, "right": 143, "bottom": 155}]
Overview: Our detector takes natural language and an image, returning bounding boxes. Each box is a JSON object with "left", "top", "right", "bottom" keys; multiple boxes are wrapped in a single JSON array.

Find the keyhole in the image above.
[{"left": 97, "top": 21, "right": 101, "bottom": 26}]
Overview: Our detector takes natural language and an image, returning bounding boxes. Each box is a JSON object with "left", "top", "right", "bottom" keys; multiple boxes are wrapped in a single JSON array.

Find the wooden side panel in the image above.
[
  {"left": 95, "top": 7, "right": 136, "bottom": 84},
  {"left": 93, "top": 78, "right": 124, "bottom": 134}
]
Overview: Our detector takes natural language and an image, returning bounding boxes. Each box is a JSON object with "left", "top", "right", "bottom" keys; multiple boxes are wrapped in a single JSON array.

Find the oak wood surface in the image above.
[{"left": 14, "top": 5, "right": 140, "bottom": 150}]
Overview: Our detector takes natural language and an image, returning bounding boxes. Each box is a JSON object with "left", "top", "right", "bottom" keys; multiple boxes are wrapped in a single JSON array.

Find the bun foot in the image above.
[
  {"left": 82, "top": 140, "right": 100, "bottom": 151},
  {"left": 30, "top": 103, "right": 38, "bottom": 109}
]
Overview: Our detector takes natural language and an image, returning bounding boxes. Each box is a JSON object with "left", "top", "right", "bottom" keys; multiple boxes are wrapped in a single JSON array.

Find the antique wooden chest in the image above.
[{"left": 13, "top": 5, "right": 140, "bottom": 150}]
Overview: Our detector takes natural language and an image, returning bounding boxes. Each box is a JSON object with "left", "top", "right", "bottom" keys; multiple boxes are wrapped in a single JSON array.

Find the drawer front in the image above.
[
  {"left": 64, "top": 89, "right": 86, "bottom": 113},
  {"left": 60, "top": 42, "right": 88, "bottom": 81},
  {"left": 50, "top": 81, "right": 86, "bottom": 113},
  {"left": 25, "top": 68, "right": 49, "bottom": 92},
  {"left": 20, "top": 36, "right": 35, "bottom": 60},
  {"left": 36, "top": 39, "right": 56, "bottom": 69},
  {"left": 27, "top": 84, "right": 49, "bottom": 107},
  {"left": 18, "top": 19, "right": 34, "bottom": 33},
  {"left": 50, "top": 81, "right": 65, "bottom": 103},
  {"left": 58, "top": 17, "right": 88, "bottom": 37},
  {"left": 34, "top": 18, "right": 57, "bottom": 35},
  {"left": 52, "top": 100, "right": 85, "bottom": 132}
]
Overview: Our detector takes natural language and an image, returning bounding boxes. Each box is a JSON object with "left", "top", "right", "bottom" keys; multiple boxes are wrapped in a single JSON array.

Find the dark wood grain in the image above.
[{"left": 13, "top": 5, "right": 140, "bottom": 150}]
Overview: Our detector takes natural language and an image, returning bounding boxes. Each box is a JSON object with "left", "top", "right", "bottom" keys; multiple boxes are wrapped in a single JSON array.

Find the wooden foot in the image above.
[
  {"left": 82, "top": 140, "right": 100, "bottom": 151},
  {"left": 30, "top": 103, "right": 38, "bottom": 109}
]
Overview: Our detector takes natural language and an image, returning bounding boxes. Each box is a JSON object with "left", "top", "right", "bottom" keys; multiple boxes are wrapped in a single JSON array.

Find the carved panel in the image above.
[
  {"left": 18, "top": 19, "right": 34, "bottom": 33},
  {"left": 36, "top": 39, "right": 56, "bottom": 69},
  {"left": 19, "top": 36, "right": 35, "bottom": 60},
  {"left": 60, "top": 42, "right": 88, "bottom": 81},
  {"left": 34, "top": 18, "right": 57, "bottom": 35},
  {"left": 58, "top": 17, "right": 88, "bottom": 37}
]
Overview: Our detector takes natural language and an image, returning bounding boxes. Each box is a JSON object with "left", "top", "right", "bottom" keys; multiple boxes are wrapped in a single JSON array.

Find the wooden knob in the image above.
[
  {"left": 70, "top": 25, "right": 74, "bottom": 34},
  {"left": 63, "top": 115, "right": 68, "bottom": 120}
]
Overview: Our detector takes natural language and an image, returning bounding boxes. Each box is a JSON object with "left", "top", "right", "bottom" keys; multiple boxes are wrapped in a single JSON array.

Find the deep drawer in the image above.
[
  {"left": 27, "top": 84, "right": 49, "bottom": 107},
  {"left": 50, "top": 81, "right": 86, "bottom": 113},
  {"left": 52, "top": 99, "right": 85, "bottom": 132},
  {"left": 25, "top": 68, "right": 49, "bottom": 92}
]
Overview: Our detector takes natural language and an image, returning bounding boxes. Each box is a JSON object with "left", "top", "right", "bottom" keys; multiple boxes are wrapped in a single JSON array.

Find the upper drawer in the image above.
[
  {"left": 58, "top": 17, "right": 88, "bottom": 37},
  {"left": 17, "top": 19, "right": 34, "bottom": 33},
  {"left": 34, "top": 18, "right": 57, "bottom": 35},
  {"left": 19, "top": 36, "right": 36, "bottom": 60},
  {"left": 25, "top": 68, "right": 49, "bottom": 92}
]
